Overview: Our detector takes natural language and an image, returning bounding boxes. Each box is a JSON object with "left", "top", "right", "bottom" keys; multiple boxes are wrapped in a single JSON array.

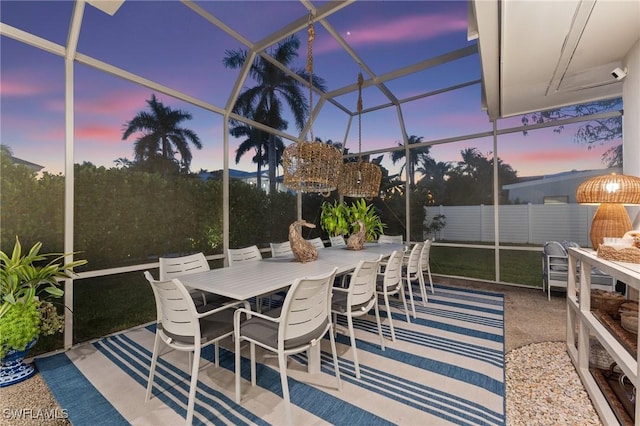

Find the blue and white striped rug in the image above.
[{"left": 35, "top": 285, "right": 505, "bottom": 425}]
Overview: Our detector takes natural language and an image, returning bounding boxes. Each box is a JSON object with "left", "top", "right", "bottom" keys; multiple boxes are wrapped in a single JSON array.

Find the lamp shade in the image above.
[
  {"left": 576, "top": 173, "right": 640, "bottom": 204},
  {"left": 576, "top": 173, "right": 640, "bottom": 249}
]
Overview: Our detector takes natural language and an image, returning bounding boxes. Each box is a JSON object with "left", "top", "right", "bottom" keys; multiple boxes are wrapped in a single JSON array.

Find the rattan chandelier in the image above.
[
  {"left": 282, "top": 13, "right": 341, "bottom": 195},
  {"left": 338, "top": 72, "right": 382, "bottom": 198}
]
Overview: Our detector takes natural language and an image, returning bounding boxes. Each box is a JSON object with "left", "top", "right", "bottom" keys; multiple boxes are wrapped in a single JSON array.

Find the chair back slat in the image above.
[
  {"left": 349, "top": 258, "right": 381, "bottom": 306},
  {"left": 280, "top": 268, "right": 337, "bottom": 342},
  {"left": 382, "top": 250, "right": 403, "bottom": 289},
  {"left": 378, "top": 235, "right": 403, "bottom": 244},
  {"left": 307, "top": 237, "right": 325, "bottom": 250},
  {"left": 420, "top": 240, "right": 432, "bottom": 271},
  {"left": 407, "top": 243, "right": 424, "bottom": 274},
  {"left": 144, "top": 271, "right": 199, "bottom": 340},
  {"left": 270, "top": 241, "right": 293, "bottom": 258},
  {"left": 228, "top": 245, "right": 262, "bottom": 266},
  {"left": 159, "top": 253, "right": 209, "bottom": 280},
  {"left": 329, "top": 235, "right": 346, "bottom": 247}
]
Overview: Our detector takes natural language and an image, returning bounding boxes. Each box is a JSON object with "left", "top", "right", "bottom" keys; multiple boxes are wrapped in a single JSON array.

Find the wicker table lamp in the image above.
[{"left": 576, "top": 173, "right": 640, "bottom": 249}]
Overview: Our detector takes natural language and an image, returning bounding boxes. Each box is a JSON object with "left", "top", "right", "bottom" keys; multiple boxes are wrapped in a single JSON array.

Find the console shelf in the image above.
[{"left": 566, "top": 248, "right": 640, "bottom": 426}]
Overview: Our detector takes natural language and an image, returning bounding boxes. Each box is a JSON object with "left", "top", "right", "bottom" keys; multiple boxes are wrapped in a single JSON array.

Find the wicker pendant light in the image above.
[
  {"left": 282, "top": 13, "right": 341, "bottom": 195},
  {"left": 338, "top": 72, "right": 382, "bottom": 198}
]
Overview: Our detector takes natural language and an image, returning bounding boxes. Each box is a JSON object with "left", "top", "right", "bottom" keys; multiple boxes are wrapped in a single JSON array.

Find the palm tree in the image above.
[
  {"left": 122, "top": 94, "right": 202, "bottom": 176},
  {"left": 231, "top": 122, "right": 285, "bottom": 190},
  {"left": 391, "top": 135, "right": 432, "bottom": 190},
  {"left": 223, "top": 35, "right": 327, "bottom": 194}
]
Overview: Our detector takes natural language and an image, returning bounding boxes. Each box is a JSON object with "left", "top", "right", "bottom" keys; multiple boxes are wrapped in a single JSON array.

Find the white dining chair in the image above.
[
  {"left": 234, "top": 267, "right": 341, "bottom": 426},
  {"left": 159, "top": 252, "right": 220, "bottom": 307},
  {"left": 227, "top": 245, "right": 262, "bottom": 266},
  {"left": 378, "top": 234, "right": 403, "bottom": 244},
  {"left": 270, "top": 241, "right": 293, "bottom": 258},
  {"left": 307, "top": 237, "right": 325, "bottom": 250},
  {"left": 332, "top": 256, "right": 385, "bottom": 378},
  {"left": 376, "top": 250, "right": 410, "bottom": 342},
  {"left": 144, "top": 271, "right": 248, "bottom": 425},
  {"left": 420, "top": 239, "right": 434, "bottom": 299},
  {"left": 403, "top": 242, "right": 424, "bottom": 318},
  {"left": 329, "top": 235, "right": 346, "bottom": 247},
  {"left": 227, "top": 245, "right": 266, "bottom": 310}
]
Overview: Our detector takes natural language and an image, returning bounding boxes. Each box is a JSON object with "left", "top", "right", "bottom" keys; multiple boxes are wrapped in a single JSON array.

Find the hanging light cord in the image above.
[
  {"left": 307, "top": 12, "right": 314, "bottom": 144},
  {"left": 357, "top": 72, "right": 363, "bottom": 162}
]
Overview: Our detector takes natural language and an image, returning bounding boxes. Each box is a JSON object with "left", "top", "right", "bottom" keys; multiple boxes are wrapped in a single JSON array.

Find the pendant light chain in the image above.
[
  {"left": 307, "top": 12, "right": 314, "bottom": 144},
  {"left": 281, "top": 11, "right": 342, "bottom": 194},
  {"left": 357, "top": 72, "right": 363, "bottom": 161}
]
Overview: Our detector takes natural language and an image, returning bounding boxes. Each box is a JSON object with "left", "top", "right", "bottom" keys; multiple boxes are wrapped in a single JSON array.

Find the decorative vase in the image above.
[{"left": 0, "top": 338, "right": 38, "bottom": 387}]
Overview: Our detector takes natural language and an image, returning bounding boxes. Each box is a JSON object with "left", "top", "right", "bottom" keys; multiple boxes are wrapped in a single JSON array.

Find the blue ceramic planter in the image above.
[{"left": 0, "top": 338, "right": 37, "bottom": 388}]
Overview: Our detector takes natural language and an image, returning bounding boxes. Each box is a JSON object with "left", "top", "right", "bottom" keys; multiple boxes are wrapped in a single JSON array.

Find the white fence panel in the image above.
[{"left": 425, "top": 204, "right": 615, "bottom": 247}]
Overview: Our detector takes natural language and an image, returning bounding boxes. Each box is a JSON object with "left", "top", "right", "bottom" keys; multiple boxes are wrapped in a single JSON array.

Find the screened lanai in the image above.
[
  {"left": 3, "top": 1, "right": 640, "bottom": 425},
  {"left": 2, "top": 0, "right": 639, "bottom": 351}
]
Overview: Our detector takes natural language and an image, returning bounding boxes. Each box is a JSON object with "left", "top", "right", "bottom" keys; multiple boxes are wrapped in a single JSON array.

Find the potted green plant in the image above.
[
  {"left": 0, "top": 237, "right": 86, "bottom": 387},
  {"left": 320, "top": 199, "right": 385, "bottom": 242}
]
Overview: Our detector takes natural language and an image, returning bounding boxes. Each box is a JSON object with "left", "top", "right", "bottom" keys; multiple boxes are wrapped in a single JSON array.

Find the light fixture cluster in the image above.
[{"left": 283, "top": 15, "right": 381, "bottom": 198}]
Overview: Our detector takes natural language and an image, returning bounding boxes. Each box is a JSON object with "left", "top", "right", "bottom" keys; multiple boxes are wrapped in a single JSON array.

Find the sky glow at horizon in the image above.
[{"left": 1, "top": 0, "right": 620, "bottom": 179}]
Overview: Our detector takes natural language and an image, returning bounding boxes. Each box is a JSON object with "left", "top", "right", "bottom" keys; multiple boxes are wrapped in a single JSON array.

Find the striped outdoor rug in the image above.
[{"left": 35, "top": 285, "right": 505, "bottom": 425}]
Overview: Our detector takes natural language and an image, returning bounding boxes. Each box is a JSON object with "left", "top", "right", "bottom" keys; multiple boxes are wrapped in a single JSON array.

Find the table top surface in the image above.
[{"left": 177, "top": 243, "right": 405, "bottom": 300}]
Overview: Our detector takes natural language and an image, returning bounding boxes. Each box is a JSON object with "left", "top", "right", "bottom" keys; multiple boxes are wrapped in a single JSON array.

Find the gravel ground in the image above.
[
  {"left": 0, "top": 280, "right": 604, "bottom": 425},
  {"left": 506, "top": 342, "right": 602, "bottom": 425}
]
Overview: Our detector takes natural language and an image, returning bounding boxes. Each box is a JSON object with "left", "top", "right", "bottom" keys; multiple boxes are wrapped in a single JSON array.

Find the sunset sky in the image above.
[{"left": 0, "top": 0, "right": 617, "bottom": 178}]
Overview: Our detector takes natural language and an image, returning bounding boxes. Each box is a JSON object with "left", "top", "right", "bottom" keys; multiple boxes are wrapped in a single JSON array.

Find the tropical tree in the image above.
[
  {"left": 122, "top": 94, "right": 202, "bottom": 176},
  {"left": 444, "top": 148, "right": 518, "bottom": 205},
  {"left": 521, "top": 98, "right": 623, "bottom": 167},
  {"left": 230, "top": 108, "right": 287, "bottom": 191},
  {"left": 223, "top": 35, "right": 327, "bottom": 194},
  {"left": 391, "top": 135, "right": 433, "bottom": 190},
  {"left": 416, "top": 156, "right": 451, "bottom": 205}
]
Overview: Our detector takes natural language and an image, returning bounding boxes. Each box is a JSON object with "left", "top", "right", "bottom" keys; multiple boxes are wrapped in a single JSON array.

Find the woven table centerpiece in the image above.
[
  {"left": 346, "top": 220, "right": 366, "bottom": 250},
  {"left": 288, "top": 220, "right": 318, "bottom": 263}
]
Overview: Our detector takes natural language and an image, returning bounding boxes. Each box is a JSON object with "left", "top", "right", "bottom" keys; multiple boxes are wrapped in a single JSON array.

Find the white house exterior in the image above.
[{"left": 502, "top": 167, "right": 622, "bottom": 204}]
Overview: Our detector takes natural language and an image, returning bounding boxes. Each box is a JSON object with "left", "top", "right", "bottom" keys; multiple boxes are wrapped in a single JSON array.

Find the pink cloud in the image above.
[
  {"left": 75, "top": 90, "right": 154, "bottom": 117},
  {"left": 315, "top": 14, "right": 467, "bottom": 54},
  {"left": 0, "top": 71, "right": 54, "bottom": 97},
  {"left": 75, "top": 124, "right": 123, "bottom": 144}
]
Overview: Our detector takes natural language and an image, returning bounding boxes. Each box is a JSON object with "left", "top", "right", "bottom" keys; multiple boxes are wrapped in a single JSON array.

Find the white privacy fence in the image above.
[{"left": 425, "top": 204, "right": 640, "bottom": 247}]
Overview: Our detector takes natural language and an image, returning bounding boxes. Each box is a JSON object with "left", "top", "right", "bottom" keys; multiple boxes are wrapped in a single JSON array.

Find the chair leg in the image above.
[
  {"left": 399, "top": 285, "right": 411, "bottom": 323},
  {"left": 373, "top": 302, "right": 385, "bottom": 351},
  {"left": 328, "top": 324, "right": 342, "bottom": 391},
  {"left": 383, "top": 293, "right": 396, "bottom": 342},
  {"left": 347, "top": 315, "right": 360, "bottom": 379},
  {"left": 214, "top": 342, "right": 220, "bottom": 367},
  {"left": 250, "top": 342, "right": 257, "bottom": 386},
  {"left": 235, "top": 335, "right": 242, "bottom": 403},
  {"left": 278, "top": 352, "right": 293, "bottom": 426},
  {"left": 185, "top": 347, "right": 201, "bottom": 426},
  {"left": 405, "top": 276, "right": 417, "bottom": 319},
  {"left": 418, "top": 272, "right": 428, "bottom": 307},
  {"left": 145, "top": 331, "right": 162, "bottom": 402},
  {"left": 427, "top": 266, "right": 434, "bottom": 293}
]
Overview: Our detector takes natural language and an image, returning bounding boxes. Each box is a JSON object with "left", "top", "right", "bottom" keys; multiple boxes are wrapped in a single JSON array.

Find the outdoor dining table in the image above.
[{"left": 177, "top": 242, "right": 406, "bottom": 373}]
